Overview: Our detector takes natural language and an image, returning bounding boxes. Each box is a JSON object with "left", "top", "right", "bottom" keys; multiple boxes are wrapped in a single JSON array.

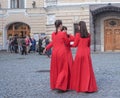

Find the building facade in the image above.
[{"left": 0, "top": 0, "right": 120, "bottom": 52}]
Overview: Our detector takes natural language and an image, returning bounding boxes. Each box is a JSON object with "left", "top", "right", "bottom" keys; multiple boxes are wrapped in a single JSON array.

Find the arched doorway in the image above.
[
  {"left": 91, "top": 4, "right": 120, "bottom": 52},
  {"left": 7, "top": 22, "right": 30, "bottom": 39},
  {"left": 104, "top": 19, "right": 120, "bottom": 51}
]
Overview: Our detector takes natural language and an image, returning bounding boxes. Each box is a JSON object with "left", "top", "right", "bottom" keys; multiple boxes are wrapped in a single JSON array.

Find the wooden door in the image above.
[{"left": 104, "top": 19, "right": 120, "bottom": 51}]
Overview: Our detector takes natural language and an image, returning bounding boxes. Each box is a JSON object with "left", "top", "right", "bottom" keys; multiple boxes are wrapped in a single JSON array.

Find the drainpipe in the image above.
[
  {"left": 2, "top": 11, "right": 4, "bottom": 50},
  {"left": 93, "top": 16, "right": 96, "bottom": 52}
]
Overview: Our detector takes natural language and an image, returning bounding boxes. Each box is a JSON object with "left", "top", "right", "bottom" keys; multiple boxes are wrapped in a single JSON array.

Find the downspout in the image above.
[{"left": 93, "top": 15, "right": 96, "bottom": 52}]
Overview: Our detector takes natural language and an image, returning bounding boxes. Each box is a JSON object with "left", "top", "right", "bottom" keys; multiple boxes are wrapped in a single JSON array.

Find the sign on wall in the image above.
[{"left": 47, "top": 14, "right": 55, "bottom": 25}]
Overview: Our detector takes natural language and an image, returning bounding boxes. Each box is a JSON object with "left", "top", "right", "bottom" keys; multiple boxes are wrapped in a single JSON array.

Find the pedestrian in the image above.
[
  {"left": 10, "top": 37, "right": 14, "bottom": 53},
  {"left": 38, "top": 36, "right": 42, "bottom": 55},
  {"left": 41, "top": 37, "right": 46, "bottom": 53},
  {"left": 17, "top": 38, "right": 22, "bottom": 53},
  {"left": 25, "top": 35, "right": 30, "bottom": 54},
  {"left": 45, "top": 36, "right": 51, "bottom": 58},
  {"left": 43, "top": 20, "right": 70, "bottom": 92},
  {"left": 13, "top": 36, "right": 18, "bottom": 53},
  {"left": 7, "top": 37, "right": 13, "bottom": 53},
  {"left": 31, "top": 37, "right": 36, "bottom": 52},
  {"left": 71, "top": 21, "right": 98, "bottom": 93},
  {"left": 21, "top": 39, "right": 27, "bottom": 55}
]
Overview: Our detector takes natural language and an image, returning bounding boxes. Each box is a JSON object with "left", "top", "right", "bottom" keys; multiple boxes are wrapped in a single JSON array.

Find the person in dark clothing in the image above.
[
  {"left": 38, "top": 37, "right": 42, "bottom": 55},
  {"left": 21, "top": 39, "right": 27, "bottom": 55},
  {"left": 45, "top": 37, "right": 51, "bottom": 57},
  {"left": 31, "top": 37, "right": 36, "bottom": 52},
  {"left": 28, "top": 37, "right": 32, "bottom": 53},
  {"left": 13, "top": 36, "right": 18, "bottom": 53}
]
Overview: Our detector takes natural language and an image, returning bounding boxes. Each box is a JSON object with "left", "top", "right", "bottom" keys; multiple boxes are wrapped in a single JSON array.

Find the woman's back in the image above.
[
  {"left": 52, "top": 31, "right": 68, "bottom": 51},
  {"left": 78, "top": 34, "right": 90, "bottom": 48},
  {"left": 73, "top": 33, "right": 90, "bottom": 54}
]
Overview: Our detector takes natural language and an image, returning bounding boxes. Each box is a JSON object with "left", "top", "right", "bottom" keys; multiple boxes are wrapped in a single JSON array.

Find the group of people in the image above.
[
  {"left": 7, "top": 35, "right": 51, "bottom": 57},
  {"left": 7, "top": 35, "right": 36, "bottom": 55},
  {"left": 38, "top": 36, "right": 51, "bottom": 57},
  {"left": 43, "top": 20, "right": 98, "bottom": 93}
]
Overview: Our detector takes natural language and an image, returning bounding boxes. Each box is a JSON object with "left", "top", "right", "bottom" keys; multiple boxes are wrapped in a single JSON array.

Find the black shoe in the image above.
[{"left": 57, "top": 90, "right": 67, "bottom": 93}]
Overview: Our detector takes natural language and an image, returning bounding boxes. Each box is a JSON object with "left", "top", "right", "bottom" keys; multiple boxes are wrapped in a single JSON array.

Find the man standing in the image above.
[{"left": 38, "top": 36, "right": 42, "bottom": 55}]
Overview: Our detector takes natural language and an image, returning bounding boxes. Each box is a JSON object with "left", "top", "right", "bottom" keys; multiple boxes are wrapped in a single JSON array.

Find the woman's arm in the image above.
[
  {"left": 69, "top": 34, "right": 75, "bottom": 41},
  {"left": 46, "top": 42, "right": 53, "bottom": 50},
  {"left": 43, "top": 33, "right": 54, "bottom": 54},
  {"left": 71, "top": 33, "right": 80, "bottom": 47}
]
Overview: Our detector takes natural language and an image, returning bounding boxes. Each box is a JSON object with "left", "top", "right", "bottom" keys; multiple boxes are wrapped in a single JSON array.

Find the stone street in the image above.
[{"left": 0, "top": 51, "right": 120, "bottom": 98}]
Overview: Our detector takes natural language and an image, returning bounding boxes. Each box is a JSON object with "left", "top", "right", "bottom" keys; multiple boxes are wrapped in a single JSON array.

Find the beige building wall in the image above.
[
  {"left": 0, "top": 0, "right": 44, "bottom": 9},
  {"left": 0, "top": 0, "right": 8, "bottom": 8},
  {"left": 0, "top": 17, "right": 3, "bottom": 47},
  {"left": 59, "top": 0, "right": 120, "bottom": 3},
  {"left": 1, "top": 0, "right": 120, "bottom": 9},
  {"left": 59, "top": 0, "right": 96, "bottom": 3},
  {"left": 0, "top": 8, "right": 46, "bottom": 49},
  {"left": 101, "top": 0, "right": 120, "bottom": 2},
  {"left": 26, "top": 0, "right": 44, "bottom": 8},
  {"left": 0, "top": 0, "right": 120, "bottom": 50},
  {"left": 46, "top": 5, "right": 90, "bottom": 35}
]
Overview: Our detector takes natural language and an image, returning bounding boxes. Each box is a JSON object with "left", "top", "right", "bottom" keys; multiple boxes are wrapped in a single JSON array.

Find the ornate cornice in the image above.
[{"left": 91, "top": 4, "right": 120, "bottom": 16}]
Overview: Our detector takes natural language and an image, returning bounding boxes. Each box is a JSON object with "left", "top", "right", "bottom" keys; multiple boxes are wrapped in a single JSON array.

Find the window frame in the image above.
[{"left": 10, "top": 0, "right": 25, "bottom": 9}]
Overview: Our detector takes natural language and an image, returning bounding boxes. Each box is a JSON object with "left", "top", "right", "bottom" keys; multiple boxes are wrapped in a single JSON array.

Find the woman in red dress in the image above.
[
  {"left": 61, "top": 26, "right": 74, "bottom": 88},
  {"left": 71, "top": 21, "right": 98, "bottom": 92},
  {"left": 43, "top": 20, "right": 71, "bottom": 92}
]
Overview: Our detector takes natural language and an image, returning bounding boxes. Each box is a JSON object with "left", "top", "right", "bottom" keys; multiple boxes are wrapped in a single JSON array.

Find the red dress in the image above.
[
  {"left": 71, "top": 33, "right": 98, "bottom": 92},
  {"left": 66, "top": 34, "right": 74, "bottom": 88},
  {"left": 46, "top": 31, "right": 71, "bottom": 91}
]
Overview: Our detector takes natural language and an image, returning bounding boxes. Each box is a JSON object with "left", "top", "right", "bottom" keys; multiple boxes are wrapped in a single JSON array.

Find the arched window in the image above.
[{"left": 11, "top": 0, "right": 24, "bottom": 8}]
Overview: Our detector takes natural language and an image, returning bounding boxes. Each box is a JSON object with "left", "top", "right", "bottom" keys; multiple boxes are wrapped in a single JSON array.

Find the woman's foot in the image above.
[{"left": 56, "top": 89, "right": 67, "bottom": 93}]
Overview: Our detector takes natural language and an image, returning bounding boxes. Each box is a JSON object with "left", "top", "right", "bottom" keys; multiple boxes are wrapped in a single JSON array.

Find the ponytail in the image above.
[{"left": 55, "top": 27, "right": 58, "bottom": 35}]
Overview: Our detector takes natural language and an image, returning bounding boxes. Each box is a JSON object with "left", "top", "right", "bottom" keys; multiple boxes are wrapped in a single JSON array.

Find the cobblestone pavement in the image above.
[{"left": 0, "top": 51, "right": 120, "bottom": 98}]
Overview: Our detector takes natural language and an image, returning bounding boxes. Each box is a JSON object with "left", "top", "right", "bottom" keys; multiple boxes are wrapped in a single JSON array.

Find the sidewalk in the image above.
[{"left": 0, "top": 51, "right": 120, "bottom": 98}]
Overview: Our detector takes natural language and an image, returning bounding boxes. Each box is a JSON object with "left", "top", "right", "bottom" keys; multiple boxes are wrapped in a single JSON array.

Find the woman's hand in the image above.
[{"left": 43, "top": 48, "right": 46, "bottom": 54}]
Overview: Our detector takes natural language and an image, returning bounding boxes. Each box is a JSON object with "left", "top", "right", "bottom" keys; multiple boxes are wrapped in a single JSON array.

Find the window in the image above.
[
  {"left": 11, "top": 0, "right": 24, "bottom": 8},
  {"left": 45, "top": 0, "right": 57, "bottom": 6}
]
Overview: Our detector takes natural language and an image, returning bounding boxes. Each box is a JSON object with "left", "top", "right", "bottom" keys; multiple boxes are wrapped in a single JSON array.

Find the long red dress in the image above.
[
  {"left": 46, "top": 31, "right": 71, "bottom": 91},
  {"left": 66, "top": 34, "right": 74, "bottom": 88},
  {"left": 71, "top": 33, "right": 98, "bottom": 92}
]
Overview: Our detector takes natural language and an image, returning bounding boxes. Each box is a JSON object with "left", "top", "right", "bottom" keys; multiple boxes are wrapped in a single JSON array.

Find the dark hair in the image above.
[
  {"left": 55, "top": 20, "right": 62, "bottom": 34},
  {"left": 78, "top": 21, "right": 89, "bottom": 38},
  {"left": 61, "top": 26, "right": 67, "bottom": 31},
  {"left": 61, "top": 26, "right": 70, "bottom": 37}
]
